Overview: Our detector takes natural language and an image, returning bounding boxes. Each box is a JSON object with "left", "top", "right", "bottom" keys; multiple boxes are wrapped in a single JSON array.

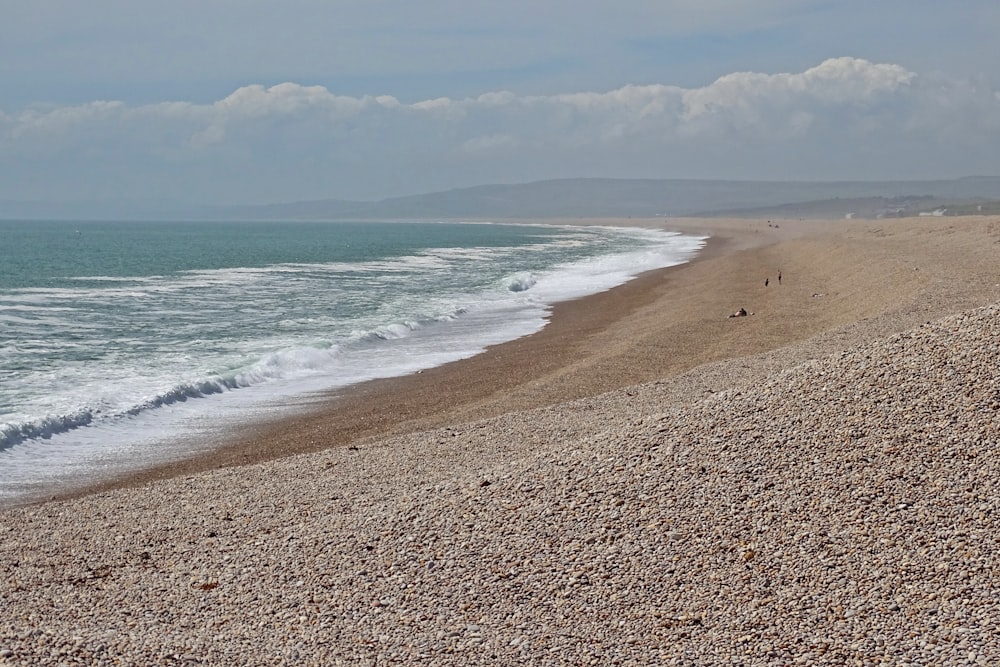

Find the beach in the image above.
[{"left": 2, "top": 214, "right": 1000, "bottom": 665}]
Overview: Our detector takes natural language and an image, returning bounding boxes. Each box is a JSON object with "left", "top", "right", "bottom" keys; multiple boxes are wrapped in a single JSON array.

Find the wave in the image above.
[
  {"left": 1, "top": 410, "right": 96, "bottom": 451},
  {"left": 1, "top": 308, "right": 459, "bottom": 451},
  {"left": 0, "top": 343, "right": 342, "bottom": 451},
  {"left": 503, "top": 272, "right": 538, "bottom": 293},
  {"left": 1, "top": 372, "right": 253, "bottom": 451},
  {"left": 361, "top": 312, "right": 461, "bottom": 342}
]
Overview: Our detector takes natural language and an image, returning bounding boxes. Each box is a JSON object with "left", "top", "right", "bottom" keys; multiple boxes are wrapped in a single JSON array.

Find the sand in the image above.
[{"left": 2, "top": 215, "right": 1000, "bottom": 665}]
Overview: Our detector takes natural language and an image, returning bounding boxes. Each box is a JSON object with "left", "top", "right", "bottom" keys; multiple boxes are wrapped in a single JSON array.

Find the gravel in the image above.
[{"left": 2, "top": 295, "right": 1000, "bottom": 665}]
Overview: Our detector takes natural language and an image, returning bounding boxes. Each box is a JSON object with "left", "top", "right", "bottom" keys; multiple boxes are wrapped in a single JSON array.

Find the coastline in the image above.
[
  {"left": 41, "top": 213, "right": 1000, "bottom": 500},
  {"left": 4, "top": 214, "right": 1000, "bottom": 664},
  {"left": 48, "top": 218, "right": 733, "bottom": 501}
]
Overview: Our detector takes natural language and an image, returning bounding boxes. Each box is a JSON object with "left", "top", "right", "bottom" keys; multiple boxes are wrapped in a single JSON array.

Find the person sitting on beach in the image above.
[{"left": 728, "top": 307, "right": 749, "bottom": 318}]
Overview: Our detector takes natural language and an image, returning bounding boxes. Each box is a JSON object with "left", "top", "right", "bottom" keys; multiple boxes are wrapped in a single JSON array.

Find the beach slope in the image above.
[{"left": 2, "top": 215, "right": 1000, "bottom": 665}]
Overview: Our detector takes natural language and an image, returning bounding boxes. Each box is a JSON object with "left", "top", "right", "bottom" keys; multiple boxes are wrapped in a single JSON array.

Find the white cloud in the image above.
[
  {"left": 411, "top": 96, "right": 467, "bottom": 122},
  {"left": 682, "top": 57, "right": 915, "bottom": 118},
  {"left": 1, "top": 57, "right": 997, "bottom": 203},
  {"left": 671, "top": 57, "right": 917, "bottom": 141},
  {"left": 10, "top": 100, "right": 125, "bottom": 140},
  {"left": 214, "top": 83, "right": 366, "bottom": 117}
]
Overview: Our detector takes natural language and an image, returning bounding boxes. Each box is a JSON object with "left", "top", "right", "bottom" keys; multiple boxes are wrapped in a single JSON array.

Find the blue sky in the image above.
[{"left": 2, "top": 1, "right": 999, "bottom": 205}]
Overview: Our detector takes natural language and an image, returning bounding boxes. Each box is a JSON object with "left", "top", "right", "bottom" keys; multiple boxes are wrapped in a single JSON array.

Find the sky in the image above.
[{"left": 2, "top": 0, "right": 999, "bottom": 206}]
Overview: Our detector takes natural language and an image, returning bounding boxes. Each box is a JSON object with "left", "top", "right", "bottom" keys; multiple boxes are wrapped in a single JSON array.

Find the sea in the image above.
[{"left": 0, "top": 219, "right": 705, "bottom": 505}]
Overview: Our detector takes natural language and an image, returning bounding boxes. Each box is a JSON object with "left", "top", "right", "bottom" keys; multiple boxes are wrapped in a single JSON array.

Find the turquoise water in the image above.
[{"left": 0, "top": 219, "right": 704, "bottom": 503}]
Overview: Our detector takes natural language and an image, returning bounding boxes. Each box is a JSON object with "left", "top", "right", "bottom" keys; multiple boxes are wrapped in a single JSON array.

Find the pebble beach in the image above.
[{"left": 2, "top": 215, "right": 1000, "bottom": 665}]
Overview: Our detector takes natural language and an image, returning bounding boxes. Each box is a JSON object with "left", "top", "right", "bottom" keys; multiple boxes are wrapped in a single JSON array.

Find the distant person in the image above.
[
  {"left": 778, "top": 271, "right": 782, "bottom": 284},
  {"left": 729, "top": 307, "right": 749, "bottom": 318},
  {"left": 764, "top": 277, "right": 769, "bottom": 287}
]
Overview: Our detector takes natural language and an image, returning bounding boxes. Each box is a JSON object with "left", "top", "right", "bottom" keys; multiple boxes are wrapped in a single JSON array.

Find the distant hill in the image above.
[
  {"left": 207, "top": 176, "right": 1000, "bottom": 221},
  {"left": 692, "top": 195, "right": 945, "bottom": 220},
  {"left": 4, "top": 176, "right": 1000, "bottom": 220}
]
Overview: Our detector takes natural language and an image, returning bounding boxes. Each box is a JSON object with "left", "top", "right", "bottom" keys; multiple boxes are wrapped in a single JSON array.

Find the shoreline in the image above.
[
  {"left": 46, "top": 219, "right": 741, "bottom": 503},
  {"left": 41, "top": 213, "right": 999, "bottom": 503}
]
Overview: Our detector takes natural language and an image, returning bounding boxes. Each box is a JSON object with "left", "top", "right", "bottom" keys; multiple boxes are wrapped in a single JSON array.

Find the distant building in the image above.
[{"left": 919, "top": 208, "right": 947, "bottom": 217}]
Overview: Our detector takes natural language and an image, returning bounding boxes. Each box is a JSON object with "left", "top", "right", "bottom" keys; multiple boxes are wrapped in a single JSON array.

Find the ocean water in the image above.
[{"left": 0, "top": 219, "right": 705, "bottom": 504}]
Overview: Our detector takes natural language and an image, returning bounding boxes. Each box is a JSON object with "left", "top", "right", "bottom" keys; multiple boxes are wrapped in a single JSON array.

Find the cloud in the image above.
[
  {"left": 396, "top": 57, "right": 920, "bottom": 145},
  {"left": 1, "top": 57, "right": 998, "bottom": 203},
  {"left": 673, "top": 57, "right": 916, "bottom": 140},
  {"left": 9, "top": 100, "right": 126, "bottom": 140},
  {"left": 682, "top": 57, "right": 915, "bottom": 119},
  {"left": 184, "top": 83, "right": 376, "bottom": 146}
]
